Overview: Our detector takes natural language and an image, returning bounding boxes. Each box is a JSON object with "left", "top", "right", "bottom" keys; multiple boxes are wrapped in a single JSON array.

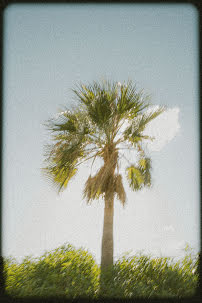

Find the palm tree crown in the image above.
[{"left": 43, "top": 80, "right": 164, "bottom": 205}]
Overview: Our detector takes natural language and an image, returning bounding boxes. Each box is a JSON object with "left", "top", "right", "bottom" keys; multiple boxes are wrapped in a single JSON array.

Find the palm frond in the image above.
[
  {"left": 83, "top": 146, "right": 119, "bottom": 203},
  {"left": 73, "top": 82, "right": 117, "bottom": 131},
  {"left": 116, "top": 81, "right": 150, "bottom": 118},
  {"left": 42, "top": 104, "right": 106, "bottom": 192},
  {"left": 126, "top": 166, "right": 144, "bottom": 191},
  {"left": 142, "top": 106, "right": 165, "bottom": 125},
  {"left": 126, "top": 156, "right": 152, "bottom": 191},
  {"left": 42, "top": 139, "right": 83, "bottom": 192},
  {"left": 83, "top": 173, "right": 104, "bottom": 203},
  {"left": 42, "top": 162, "right": 78, "bottom": 193},
  {"left": 114, "top": 174, "right": 126, "bottom": 206},
  {"left": 139, "top": 157, "right": 152, "bottom": 187},
  {"left": 123, "top": 106, "right": 165, "bottom": 146}
]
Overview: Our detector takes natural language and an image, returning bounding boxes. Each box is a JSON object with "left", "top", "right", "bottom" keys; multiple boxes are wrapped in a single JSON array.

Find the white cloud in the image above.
[
  {"left": 143, "top": 107, "right": 180, "bottom": 152},
  {"left": 163, "top": 225, "right": 175, "bottom": 232}
]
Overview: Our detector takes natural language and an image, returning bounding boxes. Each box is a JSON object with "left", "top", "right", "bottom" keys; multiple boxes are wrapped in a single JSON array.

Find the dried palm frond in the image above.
[
  {"left": 83, "top": 163, "right": 116, "bottom": 204},
  {"left": 114, "top": 174, "right": 126, "bottom": 206},
  {"left": 83, "top": 145, "right": 120, "bottom": 204},
  {"left": 83, "top": 174, "right": 102, "bottom": 203}
]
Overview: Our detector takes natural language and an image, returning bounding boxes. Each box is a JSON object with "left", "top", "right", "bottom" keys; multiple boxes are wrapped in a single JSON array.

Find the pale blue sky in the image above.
[{"left": 2, "top": 4, "right": 199, "bottom": 264}]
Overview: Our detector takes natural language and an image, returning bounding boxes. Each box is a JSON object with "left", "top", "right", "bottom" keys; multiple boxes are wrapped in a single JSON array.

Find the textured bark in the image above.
[
  {"left": 100, "top": 192, "right": 114, "bottom": 296},
  {"left": 101, "top": 194, "right": 114, "bottom": 270}
]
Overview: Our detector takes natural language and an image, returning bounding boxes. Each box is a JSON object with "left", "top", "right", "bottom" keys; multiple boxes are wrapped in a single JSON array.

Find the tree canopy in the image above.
[{"left": 43, "top": 80, "right": 165, "bottom": 205}]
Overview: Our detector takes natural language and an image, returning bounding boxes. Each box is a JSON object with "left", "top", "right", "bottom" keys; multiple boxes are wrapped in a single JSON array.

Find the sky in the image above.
[{"left": 2, "top": 3, "right": 200, "bottom": 264}]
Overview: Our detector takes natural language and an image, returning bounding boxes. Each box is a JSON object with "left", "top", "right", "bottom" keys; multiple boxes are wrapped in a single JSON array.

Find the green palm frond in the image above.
[
  {"left": 42, "top": 163, "right": 77, "bottom": 193},
  {"left": 123, "top": 106, "right": 165, "bottom": 146},
  {"left": 126, "top": 166, "right": 144, "bottom": 191},
  {"left": 51, "top": 109, "right": 94, "bottom": 139},
  {"left": 139, "top": 157, "right": 152, "bottom": 186},
  {"left": 73, "top": 82, "right": 117, "bottom": 130},
  {"left": 116, "top": 81, "right": 150, "bottom": 118},
  {"left": 43, "top": 108, "right": 100, "bottom": 192},
  {"left": 42, "top": 138, "right": 84, "bottom": 192},
  {"left": 126, "top": 157, "right": 152, "bottom": 191}
]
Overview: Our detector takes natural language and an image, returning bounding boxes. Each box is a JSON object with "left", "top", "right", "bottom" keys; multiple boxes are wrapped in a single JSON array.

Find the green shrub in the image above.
[
  {"left": 109, "top": 250, "right": 199, "bottom": 298},
  {"left": 4, "top": 243, "right": 199, "bottom": 298},
  {"left": 4, "top": 243, "right": 99, "bottom": 298}
]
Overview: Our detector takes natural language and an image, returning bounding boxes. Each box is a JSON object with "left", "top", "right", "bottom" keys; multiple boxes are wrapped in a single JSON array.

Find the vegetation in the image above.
[
  {"left": 4, "top": 243, "right": 199, "bottom": 298},
  {"left": 4, "top": 244, "right": 99, "bottom": 298},
  {"left": 42, "top": 80, "right": 165, "bottom": 287}
]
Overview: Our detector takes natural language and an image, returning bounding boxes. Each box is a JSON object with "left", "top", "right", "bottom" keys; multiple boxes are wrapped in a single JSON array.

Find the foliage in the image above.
[
  {"left": 107, "top": 250, "right": 199, "bottom": 298},
  {"left": 4, "top": 243, "right": 199, "bottom": 299},
  {"left": 4, "top": 244, "right": 99, "bottom": 298},
  {"left": 126, "top": 157, "right": 151, "bottom": 191},
  {"left": 42, "top": 80, "right": 165, "bottom": 203}
]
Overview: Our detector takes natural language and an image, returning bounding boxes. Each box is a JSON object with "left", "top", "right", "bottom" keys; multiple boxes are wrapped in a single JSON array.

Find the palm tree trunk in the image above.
[
  {"left": 99, "top": 144, "right": 117, "bottom": 295},
  {"left": 101, "top": 194, "right": 114, "bottom": 269},
  {"left": 100, "top": 192, "right": 114, "bottom": 295}
]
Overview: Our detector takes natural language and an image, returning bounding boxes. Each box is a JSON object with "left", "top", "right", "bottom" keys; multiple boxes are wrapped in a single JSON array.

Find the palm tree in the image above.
[{"left": 42, "top": 80, "right": 165, "bottom": 292}]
